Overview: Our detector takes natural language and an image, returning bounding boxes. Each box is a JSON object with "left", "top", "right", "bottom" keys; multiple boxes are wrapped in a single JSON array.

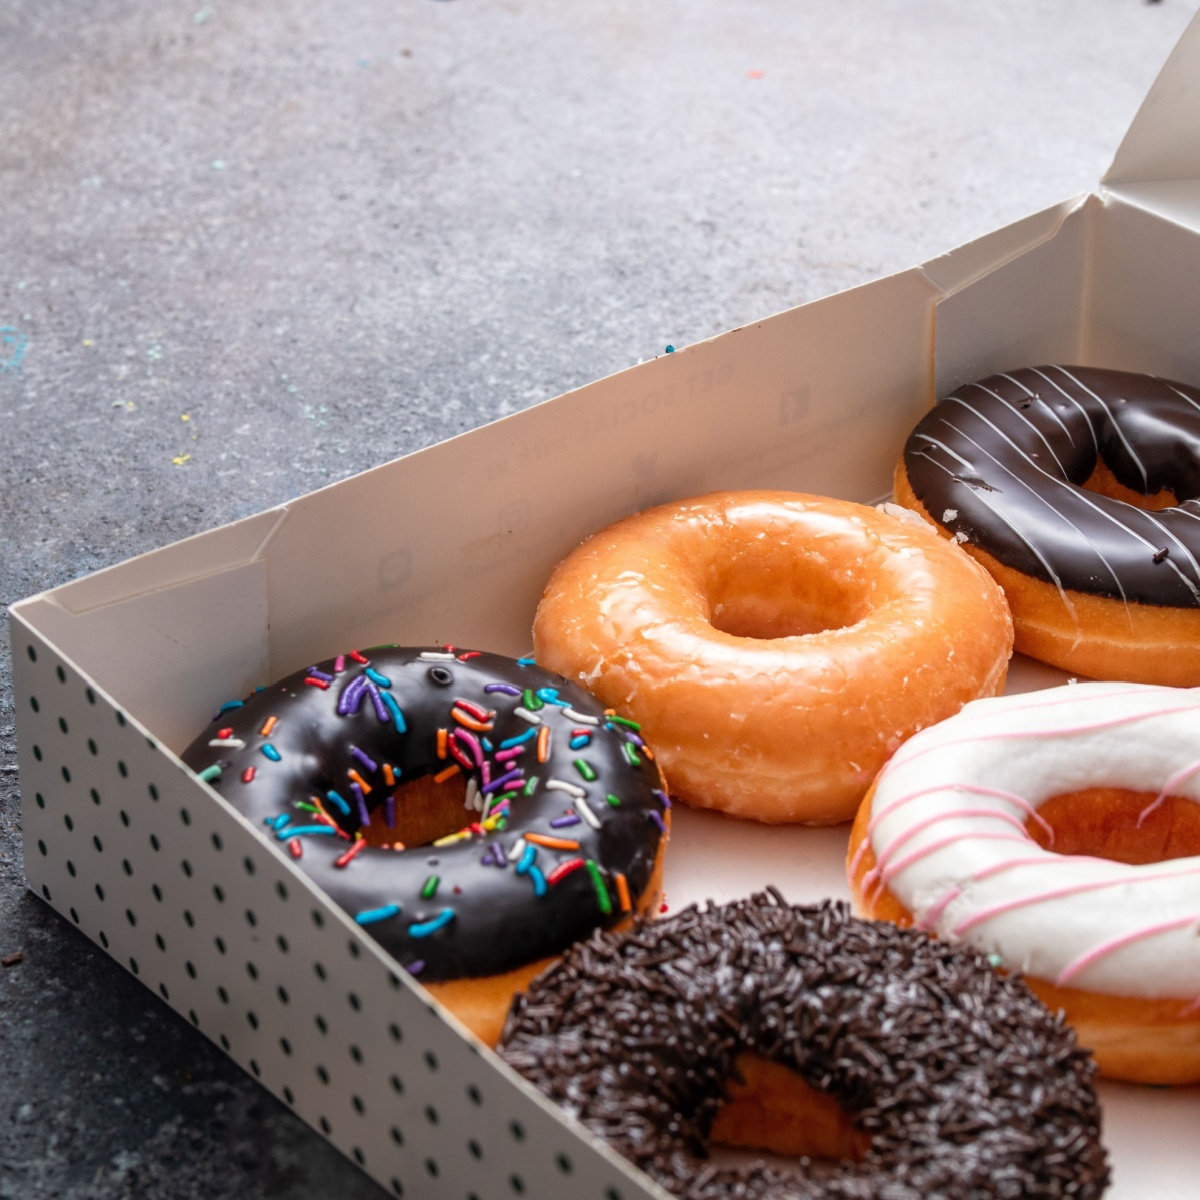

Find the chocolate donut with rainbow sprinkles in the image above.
[
  {"left": 849, "top": 679, "right": 1200, "bottom": 1083},
  {"left": 182, "top": 645, "right": 669, "bottom": 1045}
]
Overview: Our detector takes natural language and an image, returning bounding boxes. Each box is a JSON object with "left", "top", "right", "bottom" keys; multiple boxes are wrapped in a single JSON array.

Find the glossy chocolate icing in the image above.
[
  {"left": 903, "top": 365, "right": 1200, "bottom": 607},
  {"left": 181, "top": 647, "right": 667, "bottom": 981}
]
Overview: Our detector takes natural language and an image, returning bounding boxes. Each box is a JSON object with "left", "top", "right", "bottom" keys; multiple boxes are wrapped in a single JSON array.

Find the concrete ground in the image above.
[{"left": 1, "top": 1, "right": 1196, "bottom": 1196}]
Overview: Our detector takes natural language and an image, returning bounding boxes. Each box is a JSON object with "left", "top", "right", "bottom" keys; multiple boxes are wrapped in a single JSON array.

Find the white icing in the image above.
[{"left": 865, "top": 682, "right": 1200, "bottom": 999}]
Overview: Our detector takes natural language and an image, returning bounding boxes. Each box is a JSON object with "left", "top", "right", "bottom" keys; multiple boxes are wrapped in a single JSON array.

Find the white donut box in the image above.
[{"left": 11, "top": 16, "right": 1200, "bottom": 1200}]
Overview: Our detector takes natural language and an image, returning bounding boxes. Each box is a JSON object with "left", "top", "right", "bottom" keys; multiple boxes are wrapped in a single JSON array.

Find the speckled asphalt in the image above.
[{"left": 1, "top": 1, "right": 1195, "bottom": 1195}]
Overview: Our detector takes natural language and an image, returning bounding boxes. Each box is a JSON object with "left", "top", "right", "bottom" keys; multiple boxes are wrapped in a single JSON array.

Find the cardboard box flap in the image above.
[{"left": 1103, "top": 11, "right": 1200, "bottom": 214}]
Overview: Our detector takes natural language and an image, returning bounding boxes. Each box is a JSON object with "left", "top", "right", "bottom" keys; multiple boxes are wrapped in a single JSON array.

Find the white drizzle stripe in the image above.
[
  {"left": 865, "top": 682, "right": 1200, "bottom": 999},
  {"left": 941, "top": 417, "right": 1160, "bottom": 606},
  {"left": 1030, "top": 367, "right": 1100, "bottom": 454},
  {"left": 1053, "top": 366, "right": 1150, "bottom": 491},
  {"left": 998, "top": 372, "right": 1076, "bottom": 444},
  {"left": 961, "top": 386, "right": 1069, "bottom": 475}
]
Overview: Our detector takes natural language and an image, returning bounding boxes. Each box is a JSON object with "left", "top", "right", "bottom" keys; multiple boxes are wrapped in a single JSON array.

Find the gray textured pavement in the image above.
[{"left": 2, "top": 1, "right": 1197, "bottom": 1196}]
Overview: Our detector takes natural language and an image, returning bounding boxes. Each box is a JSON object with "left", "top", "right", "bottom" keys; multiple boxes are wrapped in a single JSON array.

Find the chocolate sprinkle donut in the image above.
[
  {"left": 499, "top": 892, "right": 1109, "bottom": 1200},
  {"left": 181, "top": 646, "right": 667, "bottom": 981},
  {"left": 902, "top": 365, "right": 1200, "bottom": 607}
]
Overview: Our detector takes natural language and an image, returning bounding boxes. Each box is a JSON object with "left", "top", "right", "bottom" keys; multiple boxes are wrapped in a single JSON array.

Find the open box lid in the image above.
[{"left": 1102, "top": 9, "right": 1200, "bottom": 228}]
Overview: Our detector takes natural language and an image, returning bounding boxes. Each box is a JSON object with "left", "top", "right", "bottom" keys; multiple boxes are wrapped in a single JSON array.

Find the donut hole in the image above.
[
  {"left": 1080, "top": 457, "right": 1179, "bottom": 512},
  {"left": 1027, "top": 787, "right": 1200, "bottom": 865},
  {"left": 706, "top": 557, "right": 870, "bottom": 640},
  {"left": 357, "top": 770, "right": 471, "bottom": 850},
  {"left": 710, "top": 1054, "right": 870, "bottom": 1162}
]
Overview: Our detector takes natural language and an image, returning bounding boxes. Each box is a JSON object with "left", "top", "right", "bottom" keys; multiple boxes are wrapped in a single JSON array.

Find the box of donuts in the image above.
[{"left": 11, "top": 17, "right": 1200, "bottom": 1200}]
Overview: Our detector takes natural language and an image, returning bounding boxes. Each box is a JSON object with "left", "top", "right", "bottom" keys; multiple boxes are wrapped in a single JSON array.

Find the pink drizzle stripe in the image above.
[
  {"left": 1138, "top": 754, "right": 1200, "bottom": 826},
  {"left": 916, "top": 885, "right": 961, "bottom": 932},
  {"left": 866, "top": 782, "right": 1054, "bottom": 848},
  {"left": 864, "top": 807, "right": 1030, "bottom": 892},
  {"left": 951, "top": 864, "right": 1200, "bottom": 937},
  {"left": 879, "top": 698, "right": 1200, "bottom": 786},
  {"left": 1056, "top": 915, "right": 1200, "bottom": 986},
  {"left": 876, "top": 833, "right": 1030, "bottom": 894}
]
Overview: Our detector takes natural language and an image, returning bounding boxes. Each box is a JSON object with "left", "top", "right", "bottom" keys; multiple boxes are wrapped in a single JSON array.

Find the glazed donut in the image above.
[
  {"left": 533, "top": 491, "right": 1013, "bottom": 824},
  {"left": 848, "top": 680, "right": 1200, "bottom": 1083},
  {"left": 499, "top": 892, "right": 1108, "bottom": 1200},
  {"left": 180, "top": 645, "right": 669, "bottom": 1046},
  {"left": 896, "top": 364, "right": 1200, "bottom": 684}
]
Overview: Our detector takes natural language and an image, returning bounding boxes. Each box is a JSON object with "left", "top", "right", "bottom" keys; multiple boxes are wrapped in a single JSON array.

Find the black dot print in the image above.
[
  {"left": 159, "top": 983, "right": 170, "bottom": 1001},
  {"left": 32, "top": 745, "right": 41, "bottom": 761},
  {"left": 276, "top": 935, "right": 288, "bottom": 953},
  {"left": 87, "top": 738, "right": 97, "bottom": 756},
  {"left": 250, "top": 1059, "right": 261, "bottom": 1078},
  {"left": 155, "top": 934, "right": 165, "bottom": 952},
  {"left": 556, "top": 1153, "right": 573, "bottom": 1174},
  {"left": 29, "top": 696, "right": 39, "bottom": 713},
  {"left": 352, "top": 1147, "right": 364, "bottom": 1166},
  {"left": 466, "top": 1084, "right": 481, "bottom": 1105},
  {"left": 247, "top": 1012, "right": 258, "bottom": 1030},
  {"left": 349, "top": 1044, "right": 362, "bottom": 1063},
  {"left": 424, "top": 1051, "right": 438, "bottom": 1072},
  {"left": 90, "top": 789, "right": 100, "bottom": 806},
  {"left": 275, "top": 881, "right": 288, "bottom": 901},
  {"left": 41, "top": 884, "right": 51, "bottom": 902},
  {"left": 128, "top": 957, "right": 139, "bottom": 975},
  {"left": 211, "top": 833, "right": 223, "bottom": 852},
  {"left": 468, "top": 1139, "right": 482, "bottom": 1160},
  {"left": 509, "top": 1175, "right": 525, "bottom": 1194},
  {"left": 424, "top": 1160, "right": 439, "bottom": 1179},
  {"left": 277, "top": 985, "right": 289, "bottom": 1005},
  {"left": 390, "top": 1075, "right": 404, "bottom": 1095},
  {"left": 316, "top": 1015, "right": 328, "bottom": 1035},
  {"left": 26, "top": 644, "right": 36, "bottom": 661},
  {"left": 69, "top": 907, "right": 79, "bottom": 924},
  {"left": 280, "top": 1037, "right": 292, "bottom": 1056},
  {"left": 317, "top": 1065, "right": 330, "bottom": 1085},
  {"left": 424, "top": 1106, "right": 438, "bottom": 1126},
  {"left": 148, "top": 784, "right": 158, "bottom": 801},
  {"left": 390, "top": 1126, "right": 404, "bottom": 1147},
  {"left": 66, "top": 861, "right": 76, "bottom": 877},
  {"left": 35, "top": 793, "right": 45, "bottom": 809},
  {"left": 119, "top": 810, "right": 129, "bottom": 828},
  {"left": 37, "top": 840, "right": 47, "bottom": 856},
  {"left": 390, "top": 1180, "right": 403, "bottom": 1197},
  {"left": 117, "top": 761, "right": 127, "bottom": 778},
  {"left": 63, "top": 814, "right": 73, "bottom": 831},
  {"left": 319, "top": 1117, "right": 332, "bottom": 1135},
  {"left": 98, "top": 931, "right": 109, "bottom": 949},
  {"left": 509, "top": 1121, "right": 525, "bottom": 1142},
  {"left": 389, "top": 1023, "right": 403, "bottom": 1044},
  {"left": 283, "top": 1086, "right": 294, "bottom": 1106},
  {"left": 352, "top": 1095, "right": 365, "bottom": 1115},
  {"left": 55, "top": 665, "right": 65, "bottom": 683},
  {"left": 58, "top": 716, "right": 68, "bottom": 734}
]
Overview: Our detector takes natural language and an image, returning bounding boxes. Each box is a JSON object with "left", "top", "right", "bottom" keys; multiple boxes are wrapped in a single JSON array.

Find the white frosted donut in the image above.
[{"left": 847, "top": 681, "right": 1200, "bottom": 1082}]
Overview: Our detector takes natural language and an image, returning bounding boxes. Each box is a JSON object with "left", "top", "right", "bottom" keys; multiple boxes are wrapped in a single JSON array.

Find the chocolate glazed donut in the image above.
[
  {"left": 181, "top": 646, "right": 668, "bottom": 1042},
  {"left": 500, "top": 893, "right": 1109, "bottom": 1200},
  {"left": 897, "top": 365, "right": 1200, "bottom": 683}
]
